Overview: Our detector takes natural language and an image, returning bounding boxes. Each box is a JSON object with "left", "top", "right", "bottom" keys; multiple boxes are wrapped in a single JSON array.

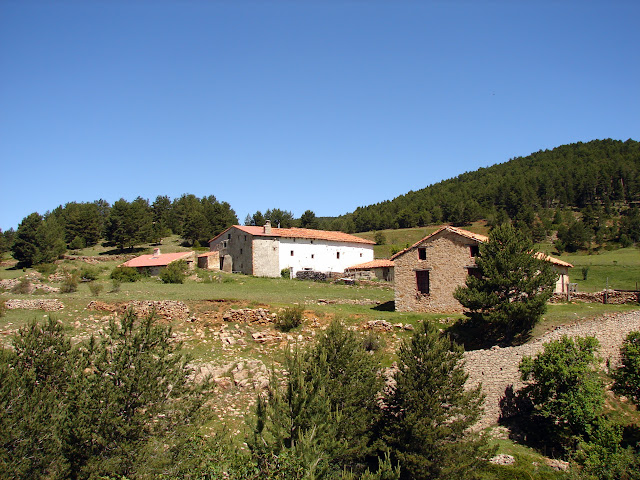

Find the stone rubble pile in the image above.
[
  {"left": 86, "top": 300, "right": 190, "bottom": 321},
  {"left": 194, "top": 359, "right": 270, "bottom": 390},
  {"left": 364, "top": 320, "right": 414, "bottom": 331},
  {"left": 316, "top": 298, "right": 380, "bottom": 306},
  {"left": 5, "top": 299, "right": 65, "bottom": 311},
  {"left": 295, "top": 271, "right": 327, "bottom": 282},
  {"left": 0, "top": 276, "right": 60, "bottom": 294},
  {"left": 223, "top": 308, "right": 277, "bottom": 324}
]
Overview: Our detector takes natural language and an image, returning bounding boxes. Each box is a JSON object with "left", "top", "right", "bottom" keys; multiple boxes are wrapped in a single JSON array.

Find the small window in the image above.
[
  {"left": 360, "top": 253, "right": 363, "bottom": 257},
  {"left": 468, "top": 267, "right": 482, "bottom": 279},
  {"left": 227, "top": 234, "right": 231, "bottom": 239},
  {"left": 418, "top": 247, "right": 426, "bottom": 260},
  {"left": 470, "top": 245, "right": 480, "bottom": 257},
  {"left": 311, "top": 254, "right": 314, "bottom": 259},
  {"left": 244, "top": 235, "right": 247, "bottom": 241},
  {"left": 291, "top": 250, "right": 294, "bottom": 256},
  {"left": 240, "top": 248, "right": 243, "bottom": 254},
  {"left": 336, "top": 252, "right": 340, "bottom": 259},
  {"left": 416, "top": 270, "right": 430, "bottom": 295},
  {"left": 310, "top": 240, "right": 313, "bottom": 244}
]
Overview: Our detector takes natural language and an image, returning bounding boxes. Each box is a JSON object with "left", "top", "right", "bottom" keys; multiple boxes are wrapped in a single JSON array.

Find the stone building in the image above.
[
  {"left": 208, "top": 221, "right": 375, "bottom": 277},
  {"left": 197, "top": 251, "right": 220, "bottom": 270},
  {"left": 119, "top": 249, "right": 196, "bottom": 276},
  {"left": 345, "top": 259, "right": 395, "bottom": 281},
  {"left": 392, "top": 226, "right": 572, "bottom": 313}
]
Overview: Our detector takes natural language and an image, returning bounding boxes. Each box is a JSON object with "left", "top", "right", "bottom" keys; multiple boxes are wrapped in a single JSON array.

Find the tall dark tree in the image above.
[
  {"left": 11, "top": 213, "right": 43, "bottom": 266},
  {"left": 299, "top": 210, "right": 319, "bottom": 229},
  {"left": 264, "top": 208, "right": 295, "bottom": 228},
  {"left": 454, "top": 223, "right": 557, "bottom": 339},
  {"left": 105, "top": 199, "right": 152, "bottom": 251},
  {"left": 34, "top": 215, "right": 66, "bottom": 264},
  {"left": 379, "top": 321, "right": 493, "bottom": 480}
]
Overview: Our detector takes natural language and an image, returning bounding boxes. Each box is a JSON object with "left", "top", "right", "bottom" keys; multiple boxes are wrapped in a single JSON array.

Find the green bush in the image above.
[
  {"left": 88, "top": 283, "right": 104, "bottom": 297},
  {"left": 362, "top": 329, "right": 386, "bottom": 352},
  {"left": 110, "top": 279, "right": 121, "bottom": 293},
  {"left": 34, "top": 263, "right": 57, "bottom": 277},
  {"left": 160, "top": 260, "right": 188, "bottom": 284},
  {"left": 69, "top": 235, "right": 86, "bottom": 250},
  {"left": 614, "top": 331, "right": 640, "bottom": 406},
  {"left": 281, "top": 267, "right": 291, "bottom": 279},
  {"left": 110, "top": 266, "right": 141, "bottom": 283},
  {"left": 60, "top": 271, "right": 79, "bottom": 293},
  {"left": 275, "top": 305, "right": 304, "bottom": 332},
  {"left": 79, "top": 265, "right": 100, "bottom": 281},
  {"left": 11, "top": 278, "right": 31, "bottom": 294}
]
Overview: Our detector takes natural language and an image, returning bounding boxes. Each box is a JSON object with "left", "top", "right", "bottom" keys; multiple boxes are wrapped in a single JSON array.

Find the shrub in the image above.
[
  {"left": 110, "top": 266, "right": 140, "bottom": 283},
  {"left": 60, "top": 271, "right": 79, "bottom": 293},
  {"left": 362, "top": 330, "right": 386, "bottom": 352},
  {"left": 275, "top": 305, "right": 304, "bottom": 332},
  {"left": 11, "top": 278, "right": 31, "bottom": 294},
  {"left": 613, "top": 331, "right": 640, "bottom": 406},
  {"left": 160, "top": 260, "right": 188, "bottom": 284},
  {"left": 374, "top": 231, "right": 387, "bottom": 245},
  {"left": 110, "top": 279, "right": 121, "bottom": 293},
  {"left": 88, "top": 283, "right": 104, "bottom": 297},
  {"left": 280, "top": 267, "right": 291, "bottom": 279},
  {"left": 79, "top": 265, "right": 100, "bottom": 281},
  {"left": 34, "top": 263, "right": 57, "bottom": 277},
  {"left": 69, "top": 235, "right": 86, "bottom": 250}
]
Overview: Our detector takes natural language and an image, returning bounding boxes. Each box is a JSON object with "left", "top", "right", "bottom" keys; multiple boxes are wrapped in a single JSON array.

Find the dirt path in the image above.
[{"left": 464, "top": 310, "right": 640, "bottom": 429}]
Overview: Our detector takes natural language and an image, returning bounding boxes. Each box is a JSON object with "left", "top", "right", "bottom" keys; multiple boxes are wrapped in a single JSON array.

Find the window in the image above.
[
  {"left": 360, "top": 253, "right": 363, "bottom": 257},
  {"left": 227, "top": 234, "right": 231, "bottom": 239},
  {"left": 470, "top": 245, "right": 480, "bottom": 257},
  {"left": 291, "top": 250, "right": 294, "bottom": 256},
  {"left": 416, "top": 270, "right": 430, "bottom": 295},
  {"left": 336, "top": 252, "right": 340, "bottom": 259},
  {"left": 240, "top": 248, "right": 243, "bottom": 254},
  {"left": 418, "top": 247, "right": 427, "bottom": 260},
  {"left": 467, "top": 267, "right": 482, "bottom": 279},
  {"left": 311, "top": 254, "right": 314, "bottom": 259},
  {"left": 244, "top": 235, "right": 247, "bottom": 241}
]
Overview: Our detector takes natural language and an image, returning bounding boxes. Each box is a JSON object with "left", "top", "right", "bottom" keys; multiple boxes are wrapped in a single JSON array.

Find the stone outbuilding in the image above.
[
  {"left": 119, "top": 249, "right": 196, "bottom": 276},
  {"left": 197, "top": 251, "right": 220, "bottom": 271},
  {"left": 391, "top": 225, "right": 573, "bottom": 313},
  {"left": 208, "top": 221, "right": 375, "bottom": 278},
  {"left": 345, "top": 259, "right": 394, "bottom": 281}
]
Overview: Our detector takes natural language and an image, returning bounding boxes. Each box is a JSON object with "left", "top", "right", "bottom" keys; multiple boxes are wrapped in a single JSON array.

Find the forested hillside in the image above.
[{"left": 334, "top": 139, "right": 640, "bottom": 238}]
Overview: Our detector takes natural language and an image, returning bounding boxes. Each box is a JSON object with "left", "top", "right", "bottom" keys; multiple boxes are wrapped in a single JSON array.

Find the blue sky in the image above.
[{"left": 1, "top": 0, "right": 638, "bottom": 231}]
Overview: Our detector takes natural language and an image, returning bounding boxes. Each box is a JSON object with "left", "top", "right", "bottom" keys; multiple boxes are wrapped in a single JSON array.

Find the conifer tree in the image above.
[
  {"left": 379, "top": 321, "right": 492, "bottom": 480},
  {"left": 454, "top": 223, "right": 557, "bottom": 339}
]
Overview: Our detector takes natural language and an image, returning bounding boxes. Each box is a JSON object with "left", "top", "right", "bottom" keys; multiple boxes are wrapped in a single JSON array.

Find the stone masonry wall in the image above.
[
  {"left": 465, "top": 310, "right": 640, "bottom": 429},
  {"left": 394, "top": 230, "right": 479, "bottom": 313}
]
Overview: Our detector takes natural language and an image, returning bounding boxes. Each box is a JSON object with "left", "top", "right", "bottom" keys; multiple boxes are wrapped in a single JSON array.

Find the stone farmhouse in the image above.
[
  {"left": 119, "top": 249, "right": 196, "bottom": 276},
  {"left": 391, "top": 226, "right": 573, "bottom": 313},
  {"left": 208, "top": 221, "right": 375, "bottom": 278}
]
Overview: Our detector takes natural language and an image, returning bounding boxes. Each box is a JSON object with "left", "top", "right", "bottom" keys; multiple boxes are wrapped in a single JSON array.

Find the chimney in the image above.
[
  {"left": 153, "top": 248, "right": 160, "bottom": 257},
  {"left": 264, "top": 220, "right": 272, "bottom": 234}
]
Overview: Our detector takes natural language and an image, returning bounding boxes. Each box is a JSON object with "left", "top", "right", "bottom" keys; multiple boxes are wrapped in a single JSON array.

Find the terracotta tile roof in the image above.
[
  {"left": 534, "top": 252, "right": 574, "bottom": 268},
  {"left": 390, "top": 225, "right": 486, "bottom": 260},
  {"left": 197, "top": 251, "right": 220, "bottom": 258},
  {"left": 346, "top": 259, "right": 395, "bottom": 270},
  {"left": 209, "top": 226, "right": 375, "bottom": 245},
  {"left": 390, "top": 225, "right": 573, "bottom": 268},
  {"left": 120, "top": 251, "right": 194, "bottom": 268}
]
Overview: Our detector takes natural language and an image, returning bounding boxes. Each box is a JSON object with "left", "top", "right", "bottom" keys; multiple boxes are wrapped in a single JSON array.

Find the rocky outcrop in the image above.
[{"left": 222, "top": 308, "right": 276, "bottom": 324}]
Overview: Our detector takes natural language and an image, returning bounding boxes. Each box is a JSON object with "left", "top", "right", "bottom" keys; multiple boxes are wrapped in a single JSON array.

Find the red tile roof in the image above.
[
  {"left": 346, "top": 259, "right": 395, "bottom": 271},
  {"left": 209, "top": 226, "right": 375, "bottom": 245},
  {"left": 120, "top": 251, "right": 194, "bottom": 268}
]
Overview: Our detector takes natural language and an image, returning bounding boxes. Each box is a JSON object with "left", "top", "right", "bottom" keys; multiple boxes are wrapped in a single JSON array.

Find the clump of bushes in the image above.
[
  {"left": 79, "top": 265, "right": 100, "bottom": 281},
  {"left": 88, "top": 283, "right": 104, "bottom": 297},
  {"left": 362, "top": 330, "right": 386, "bottom": 352},
  {"left": 60, "top": 271, "right": 79, "bottom": 293},
  {"left": 275, "top": 305, "right": 304, "bottom": 332},
  {"left": 110, "top": 266, "right": 140, "bottom": 283},
  {"left": 160, "top": 260, "right": 188, "bottom": 284},
  {"left": 11, "top": 278, "right": 32, "bottom": 294},
  {"left": 34, "top": 263, "right": 57, "bottom": 277},
  {"left": 280, "top": 267, "right": 291, "bottom": 279}
]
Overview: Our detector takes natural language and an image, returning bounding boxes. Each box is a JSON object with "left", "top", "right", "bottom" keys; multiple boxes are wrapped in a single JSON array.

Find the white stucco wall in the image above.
[{"left": 278, "top": 238, "right": 374, "bottom": 276}]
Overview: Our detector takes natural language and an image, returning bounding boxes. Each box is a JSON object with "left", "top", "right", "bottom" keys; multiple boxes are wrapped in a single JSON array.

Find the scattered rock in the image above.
[
  {"left": 5, "top": 299, "right": 64, "bottom": 311},
  {"left": 489, "top": 454, "right": 515, "bottom": 466},
  {"left": 223, "top": 308, "right": 276, "bottom": 324}
]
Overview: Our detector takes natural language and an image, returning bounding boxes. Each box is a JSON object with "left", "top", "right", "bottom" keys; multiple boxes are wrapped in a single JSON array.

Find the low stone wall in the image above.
[
  {"left": 5, "top": 299, "right": 65, "bottom": 311},
  {"left": 223, "top": 308, "right": 276, "bottom": 324},
  {"left": 464, "top": 310, "right": 640, "bottom": 429},
  {"left": 86, "top": 300, "right": 189, "bottom": 321},
  {"left": 551, "top": 290, "right": 639, "bottom": 304},
  {"left": 61, "top": 254, "right": 136, "bottom": 264}
]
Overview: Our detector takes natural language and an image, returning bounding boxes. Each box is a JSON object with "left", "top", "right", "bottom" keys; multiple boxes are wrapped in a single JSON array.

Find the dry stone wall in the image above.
[
  {"left": 5, "top": 299, "right": 65, "bottom": 311},
  {"left": 464, "top": 310, "right": 640, "bottom": 429},
  {"left": 86, "top": 300, "right": 189, "bottom": 321}
]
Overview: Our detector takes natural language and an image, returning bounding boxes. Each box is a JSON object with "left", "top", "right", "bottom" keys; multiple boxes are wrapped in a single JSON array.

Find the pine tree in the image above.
[
  {"left": 11, "top": 212, "right": 42, "bottom": 266},
  {"left": 380, "top": 321, "right": 493, "bottom": 480},
  {"left": 453, "top": 223, "right": 557, "bottom": 340}
]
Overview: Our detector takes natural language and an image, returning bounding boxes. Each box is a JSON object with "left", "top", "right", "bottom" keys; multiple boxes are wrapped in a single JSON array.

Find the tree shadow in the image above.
[
  {"left": 372, "top": 301, "right": 395, "bottom": 312},
  {"left": 446, "top": 317, "right": 532, "bottom": 350},
  {"left": 498, "top": 384, "right": 566, "bottom": 459}
]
